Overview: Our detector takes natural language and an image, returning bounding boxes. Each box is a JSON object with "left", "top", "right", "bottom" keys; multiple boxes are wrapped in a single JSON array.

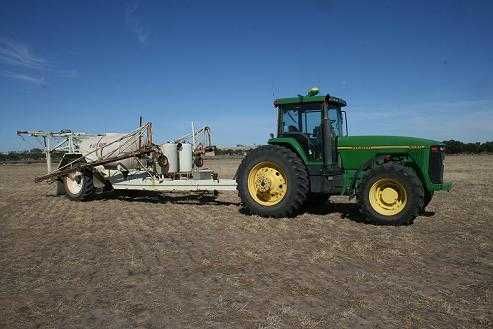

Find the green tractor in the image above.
[{"left": 236, "top": 88, "right": 452, "bottom": 225}]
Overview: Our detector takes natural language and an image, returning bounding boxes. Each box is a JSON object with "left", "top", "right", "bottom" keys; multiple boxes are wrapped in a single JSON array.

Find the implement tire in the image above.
[
  {"left": 357, "top": 163, "right": 424, "bottom": 225},
  {"left": 63, "top": 170, "right": 95, "bottom": 201},
  {"left": 237, "top": 145, "right": 309, "bottom": 217}
]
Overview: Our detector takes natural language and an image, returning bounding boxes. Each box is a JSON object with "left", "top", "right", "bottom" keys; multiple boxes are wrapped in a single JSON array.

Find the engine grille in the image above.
[{"left": 429, "top": 146, "right": 444, "bottom": 184}]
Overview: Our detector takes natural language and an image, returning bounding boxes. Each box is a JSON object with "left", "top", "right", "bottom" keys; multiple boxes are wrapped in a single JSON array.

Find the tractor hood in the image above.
[{"left": 338, "top": 136, "right": 441, "bottom": 149}]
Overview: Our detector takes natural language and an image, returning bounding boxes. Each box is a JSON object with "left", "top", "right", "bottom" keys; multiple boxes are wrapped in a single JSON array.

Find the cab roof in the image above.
[{"left": 274, "top": 94, "right": 347, "bottom": 107}]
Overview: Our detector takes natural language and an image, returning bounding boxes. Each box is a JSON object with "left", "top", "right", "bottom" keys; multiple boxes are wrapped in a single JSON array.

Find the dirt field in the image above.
[{"left": 0, "top": 155, "right": 491, "bottom": 328}]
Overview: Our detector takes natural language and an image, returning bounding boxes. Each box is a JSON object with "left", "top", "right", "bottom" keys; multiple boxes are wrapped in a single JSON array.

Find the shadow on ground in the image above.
[
  {"left": 304, "top": 201, "right": 367, "bottom": 223},
  {"left": 91, "top": 190, "right": 239, "bottom": 207},
  {"left": 304, "top": 200, "right": 436, "bottom": 225},
  {"left": 88, "top": 190, "right": 435, "bottom": 225}
]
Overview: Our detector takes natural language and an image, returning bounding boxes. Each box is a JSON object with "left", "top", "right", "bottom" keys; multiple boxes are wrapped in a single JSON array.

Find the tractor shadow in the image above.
[
  {"left": 91, "top": 190, "right": 239, "bottom": 207},
  {"left": 237, "top": 200, "right": 370, "bottom": 223},
  {"left": 90, "top": 191, "right": 435, "bottom": 224},
  {"left": 421, "top": 210, "right": 436, "bottom": 217},
  {"left": 303, "top": 201, "right": 367, "bottom": 223},
  {"left": 302, "top": 201, "right": 436, "bottom": 225}
]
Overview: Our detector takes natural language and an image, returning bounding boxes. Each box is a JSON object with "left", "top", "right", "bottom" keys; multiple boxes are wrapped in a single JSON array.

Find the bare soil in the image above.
[{"left": 0, "top": 155, "right": 491, "bottom": 328}]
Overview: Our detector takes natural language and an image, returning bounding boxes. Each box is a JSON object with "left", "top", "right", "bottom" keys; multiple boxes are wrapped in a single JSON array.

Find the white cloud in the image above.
[
  {"left": 0, "top": 37, "right": 77, "bottom": 86},
  {"left": 0, "top": 70, "right": 46, "bottom": 86},
  {"left": 0, "top": 37, "right": 47, "bottom": 70},
  {"left": 125, "top": 2, "right": 150, "bottom": 45}
]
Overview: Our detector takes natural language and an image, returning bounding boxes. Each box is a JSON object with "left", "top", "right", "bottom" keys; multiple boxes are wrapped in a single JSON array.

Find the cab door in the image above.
[
  {"left": 300, "top": 109, "right": 324, "bottom": 161},
  {"left": 278, "top": 103, "right": 324, "bottom": 162},
  {"left": 322, "top": 103, "right": 343, "bottom": 170}
]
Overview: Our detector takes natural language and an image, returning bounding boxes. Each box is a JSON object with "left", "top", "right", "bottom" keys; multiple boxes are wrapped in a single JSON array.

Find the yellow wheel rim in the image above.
[
  {"left": 369, "top": 178, "right": 407, "bottom": 216},
  {"left": 247, "top": 161, "right": 287, "bottom": 206}
]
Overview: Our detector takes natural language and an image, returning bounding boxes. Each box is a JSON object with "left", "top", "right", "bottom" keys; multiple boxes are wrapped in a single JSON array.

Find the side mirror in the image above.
[{"left": 269, "top": 133, "right": 274, "bottom": 139}]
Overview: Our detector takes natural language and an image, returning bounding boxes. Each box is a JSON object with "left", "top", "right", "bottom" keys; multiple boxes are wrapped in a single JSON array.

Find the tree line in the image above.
[
  {"left": 442, "top": 140, "right": 493, "bottom": 154},
  {"left": 1, "top": 140, "right": 492, "bottom": 162},
  {"left": 0, "top": 148, "right": 63, "bottom": 162}
]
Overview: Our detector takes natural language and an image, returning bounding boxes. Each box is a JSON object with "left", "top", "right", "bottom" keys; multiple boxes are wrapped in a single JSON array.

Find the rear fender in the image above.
[
  {"left": 267, "top": 138, "right": 308, "bottom": 163},
  {"left": 233, "top": 140, "right": 308, "bottom": 179}
]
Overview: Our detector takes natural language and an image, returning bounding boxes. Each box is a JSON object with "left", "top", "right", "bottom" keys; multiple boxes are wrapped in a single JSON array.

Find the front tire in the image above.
[
  {"left": 236, "top": 145, "right": 309, "bottom": 217},
  {"left": 357, "top": 163, "right": 424, "bottom": 225}
]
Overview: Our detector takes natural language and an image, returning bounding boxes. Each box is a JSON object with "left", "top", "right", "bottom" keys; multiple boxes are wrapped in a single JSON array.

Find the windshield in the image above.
[
  {"left": 280, "top": 104, "right": 342, "bottom": 137},
  {"left": 281, "top": 105, "right": 322, "bottom": 137}
]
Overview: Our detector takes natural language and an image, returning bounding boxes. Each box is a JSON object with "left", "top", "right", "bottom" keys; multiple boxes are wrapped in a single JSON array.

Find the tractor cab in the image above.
[{"left": 273, "top": 87, "right": 347, "bottom": 169}]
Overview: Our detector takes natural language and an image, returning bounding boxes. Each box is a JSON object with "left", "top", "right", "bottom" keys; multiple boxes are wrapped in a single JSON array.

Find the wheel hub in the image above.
[
  {"left": 381, "top": 187, "right": 398, "bottom": 204},
  {"left": 255, "top": 175, "right": 272, "bottom": 192},
  {"left": 65, "top": 172, "right": 84, "bottom": 194},
  {"left": 247, "top": 162, "right": 287, "bottom": 206},
  {"left": 369, "top": 178, "right": 407, "bottom": 216}
]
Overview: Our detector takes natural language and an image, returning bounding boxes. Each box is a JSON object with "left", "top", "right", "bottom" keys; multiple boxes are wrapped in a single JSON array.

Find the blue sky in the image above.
[{"left": 0, "top": 0, "right": 492, "bottom": 151}]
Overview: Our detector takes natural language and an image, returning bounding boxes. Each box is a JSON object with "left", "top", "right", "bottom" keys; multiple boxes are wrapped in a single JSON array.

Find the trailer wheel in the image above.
[
  {"left": 63, "top": 170, "right": 94, "bottom": 200},
  {"left": 236, "top": 145, "right": 309, "bottom": 217},
  {"left": 357, "top": 163, "right": 424, "bottom": 225}
]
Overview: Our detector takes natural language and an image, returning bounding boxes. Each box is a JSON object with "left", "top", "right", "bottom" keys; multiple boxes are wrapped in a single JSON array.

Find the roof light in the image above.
[{"left": 307, "top": 87, "right": 320, "bottom": 97}]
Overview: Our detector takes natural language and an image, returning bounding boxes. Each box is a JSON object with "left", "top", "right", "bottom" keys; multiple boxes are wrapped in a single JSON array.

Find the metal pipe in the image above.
[
  {"left": 46, "top": 137, "right": 52, "bottom": 173},
  {"left": 34, "top": 145, "right": 155, "bottom": 183},
  {"left": 322, "top": 95, "right": 333, "bottom": 170},
  {"left": 191, "top": 122, "right": 196, "bottom": 149}
]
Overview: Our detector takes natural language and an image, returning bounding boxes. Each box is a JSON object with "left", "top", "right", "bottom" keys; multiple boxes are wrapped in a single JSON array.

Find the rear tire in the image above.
[
  {"left": 236, "top": 145, "right": 309, "bottom": 217},
  {"left": 421, "top": 190, "right": 434, "bottom": 213},
  {"left": 357, "top": 163, "right": 424, "bottom": 225},
  {"left": 63, "top": 170, "right": 94, "bottom": 200}
]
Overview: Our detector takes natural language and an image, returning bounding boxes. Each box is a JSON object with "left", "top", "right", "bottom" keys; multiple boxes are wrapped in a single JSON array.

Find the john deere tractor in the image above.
[{"left": 236, "top": 88, "right": 452, "bottom": 225}]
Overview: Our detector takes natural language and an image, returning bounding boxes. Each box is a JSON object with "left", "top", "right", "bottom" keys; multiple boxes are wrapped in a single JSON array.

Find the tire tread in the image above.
[
  {"left": 357, "top": 163, "right": 424, "bottom": 225},
  {"left": 236, "top": 145, "right": 309, "bottom": 217}
]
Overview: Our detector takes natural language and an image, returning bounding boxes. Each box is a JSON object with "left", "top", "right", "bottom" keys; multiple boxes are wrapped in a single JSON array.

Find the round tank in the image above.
[
  {"left": 160, "top": 143, "right": 179, "bottom": 173},
  {"left": 178, "top": 143, "right": 193, "bottom": 172},
  {"left": 78, "top": 133, "right": 140, "bottom": 169}
]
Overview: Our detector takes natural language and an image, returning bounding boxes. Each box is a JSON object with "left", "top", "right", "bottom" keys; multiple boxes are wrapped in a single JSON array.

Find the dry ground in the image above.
[{"left": 0, "top": 155, "right": 491, "bottom": 328}]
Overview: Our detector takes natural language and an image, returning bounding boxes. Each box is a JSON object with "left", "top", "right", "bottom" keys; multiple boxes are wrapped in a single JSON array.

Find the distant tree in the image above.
[
  {"left": 7, "top": 151, "right": 21, "bottom": 161},
  {"left": 464, "top": 142, "right": 481, "bottom": 154},
  {"left": 443, "top": 140, "right": 463, "bottom": 154},
  {"left": 215, "top": 148, "right": 246, "bottom": 156},
  {"left": 481, "top": 142, "right": 493, "bottom": 153}
]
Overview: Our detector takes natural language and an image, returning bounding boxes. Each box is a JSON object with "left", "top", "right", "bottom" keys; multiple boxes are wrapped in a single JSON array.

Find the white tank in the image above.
[
  {"left": 79, "top": 133, "right": 140, "bottom": 169},
  {"left": 160, "top": 143, "right": 179, "bottom": 173},
  {"left": 178, "top": 143, "right": 193, "bottom": 172}
]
